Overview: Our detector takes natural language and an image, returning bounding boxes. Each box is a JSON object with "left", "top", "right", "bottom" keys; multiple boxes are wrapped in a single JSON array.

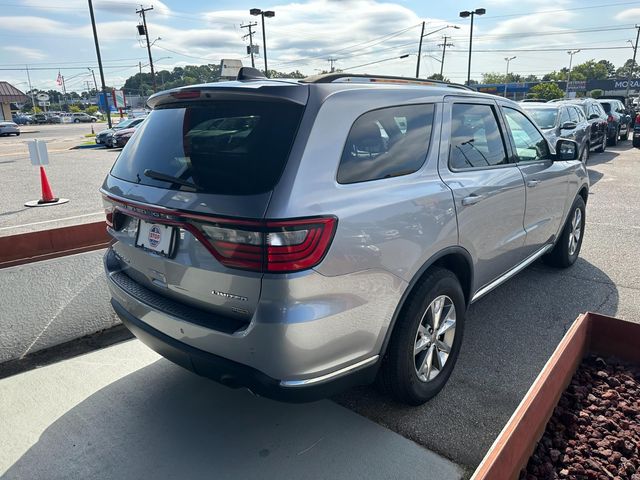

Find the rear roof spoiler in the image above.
[{"left": 300, "top": 73, "right": 473, "bottom": 91}]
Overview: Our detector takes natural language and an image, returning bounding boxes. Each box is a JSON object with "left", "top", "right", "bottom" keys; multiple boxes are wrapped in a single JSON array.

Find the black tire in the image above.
[
  {"left": 544, "top": 196, "right": 586, "bottom": 268},
  {"left": 15, "top": 132, "right": 20, "bottom": 136},
  {"left": 378, "top": 267, "right": 465, "bottom": 406},
  {"left": 74, "top": 119, "right": 80, "bottom": 123},
  {"left": 608, "top": 131, "right": 618, "bottom": 146},
  {"left": 594, "top": 134, "right": 606, "bottom": 153},
  {"left": 580, "top": 145, "right": 589, "bottom": 165}
]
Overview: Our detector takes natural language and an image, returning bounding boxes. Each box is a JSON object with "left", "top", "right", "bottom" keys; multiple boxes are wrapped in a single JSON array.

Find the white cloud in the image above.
[
  {"left": 615, "top": 8, "right": 640, "bottom": 21},
  {"left": 4, "top": 46, "right": 47, "bottom": 60},
  {"left": 20, "top": 0, "right": 172, "bottom": 17},
  {"left": 0, "top": 16, "right": 68, "bottom": 32}
]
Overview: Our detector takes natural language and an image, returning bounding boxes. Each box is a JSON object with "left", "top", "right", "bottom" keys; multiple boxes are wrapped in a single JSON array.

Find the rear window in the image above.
[
  {"left": 110, "top": 101, "right": 304, "bottom": 195},
  {"left": 600, "top": 102, "right": 611, "bottom": 113},
  {"left": 525, "top": 108, "right": 558, "bottom": 129},
  {"left": 337, "top": 104, "right": 435, "bottom": 184}
]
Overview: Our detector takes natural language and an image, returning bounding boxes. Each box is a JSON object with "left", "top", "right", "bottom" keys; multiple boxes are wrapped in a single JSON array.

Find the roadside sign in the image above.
[
  {"left": 38, "top": 101, "right": 50, "bottom": 107},
  {"left": 36, "top": 93, "right": 50, "bottom": 102},
  {"left": 112, "top": 89, "right": 126, "bottom": 109},
  {"left": 27, "top": 139, "right": 49, "bottom": 166}
]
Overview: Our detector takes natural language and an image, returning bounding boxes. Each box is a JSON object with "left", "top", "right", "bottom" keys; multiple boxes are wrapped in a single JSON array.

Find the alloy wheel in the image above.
[
  {"left": 568, "top": 207, "right": 582, "bottom": 256},
  {"left": 413, "top": 295, "right": 456, "bottom": 382}
]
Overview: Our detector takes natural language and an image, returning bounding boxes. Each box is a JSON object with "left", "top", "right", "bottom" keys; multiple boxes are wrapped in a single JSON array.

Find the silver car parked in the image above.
[{"left": 101, "top": 70, "right": 588, "bottom": 405}]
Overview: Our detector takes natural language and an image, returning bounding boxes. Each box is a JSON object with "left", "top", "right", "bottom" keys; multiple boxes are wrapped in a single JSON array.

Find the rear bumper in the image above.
[{"left": 111, "top": 297, "right": 378, "bottom": 402}]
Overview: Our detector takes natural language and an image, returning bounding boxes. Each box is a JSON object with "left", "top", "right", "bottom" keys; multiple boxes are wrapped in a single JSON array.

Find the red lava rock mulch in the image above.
[{"left": 520, "top": 354, "right": 640, "bottom": 480}]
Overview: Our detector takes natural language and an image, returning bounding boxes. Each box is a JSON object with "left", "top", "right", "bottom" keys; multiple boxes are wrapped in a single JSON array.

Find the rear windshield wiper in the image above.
[{"left": 143, "top": 169, "right": 201, "bottom": 191}]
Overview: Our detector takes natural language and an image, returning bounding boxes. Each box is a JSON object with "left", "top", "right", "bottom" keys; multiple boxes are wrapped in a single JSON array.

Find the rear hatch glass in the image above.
[{"left": 110, "top": 101, "right": 304, "bottom": 195}]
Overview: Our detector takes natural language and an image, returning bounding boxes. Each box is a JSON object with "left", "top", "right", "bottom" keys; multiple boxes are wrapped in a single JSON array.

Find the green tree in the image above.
[
  {"left": 598, "top": 60, "right": 616, "bottom": 77},
  {"left": 427, "top": 73, "right": 450, "bottom": 82},
  {"left": 589, "top": 89, "right": 604, "bottom": 98},
  {"left": 529, "top": 82, "right": 564, "bottom": 101},
  {"left": 616, "top": 59, "right": 639, "bottom": 78},
  {"left": 571, "top": 60, "right": 609, "bottom": 80},
  {"left": 481, "top": 72, "right": 523, "bottom": 84},
  {"left": 69, "top": 105, "right": 81, "bottom": 113}
]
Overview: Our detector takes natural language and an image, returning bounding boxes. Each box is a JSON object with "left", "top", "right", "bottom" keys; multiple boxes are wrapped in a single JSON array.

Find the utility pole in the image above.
[
  {"left": 61, "top": 74, "right": 67, "bottom": 109},
  {"left": 241, "top": 22, "right": 258, "bottom": 68},
  {"left": 328, "top": 58, "right": 337, "bottom": 73},
  {"left": 626, "top": 24, "right": 640, "bottom": 101},
  {"left": 438, "top": 36, "right": 454, "bottom": 77},
  {"left": 25, "top": 64, "right": 36, "bottom": 112},
  {"left": 416, "top": 21, "right": 425, "bottom": 78},
  {"left": 565, "top": 49, "right": 580, "bottom": 97},
  {"left": 88, "top": 67, "right": 98, "bottom": 91},
  {"left": 87, "top": 0, "right": 111, "bottom": 128},
  {"left": 136, "top": 5, "right": 157, "bottom": 93},
  {"left": 139, "top": 61, "right": 143, "bottom": 97}
]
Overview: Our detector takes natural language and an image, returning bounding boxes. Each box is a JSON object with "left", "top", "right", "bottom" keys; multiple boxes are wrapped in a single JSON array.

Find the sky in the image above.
[{"left": 1, "top": 0, "right": 640, "bottom": 94}]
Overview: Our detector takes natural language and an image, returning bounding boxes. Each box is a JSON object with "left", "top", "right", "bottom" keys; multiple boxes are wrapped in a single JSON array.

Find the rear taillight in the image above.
[
  {"left": 197, "top": 217, "right": 337, "bottom": 273},
  {"left": 170, "top": 90, "right": 201, "bottom": 100},
  {"left": 608, "top": 114, "right": 614, "bottom": 123},
  {"left": 635, "top": 114, "right": 640, "bottom": 125}
]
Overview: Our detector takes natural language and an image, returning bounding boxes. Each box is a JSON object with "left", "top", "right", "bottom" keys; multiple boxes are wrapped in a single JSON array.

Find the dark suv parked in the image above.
[
  {"left": 522, "top": 102, "right": 591, "bottom": 163},
  {"left": 598, "top": 99, "right": 632, "bottom": 144},
  {"left": 562, "top": 99, "right": 608, "bottom": 153}
]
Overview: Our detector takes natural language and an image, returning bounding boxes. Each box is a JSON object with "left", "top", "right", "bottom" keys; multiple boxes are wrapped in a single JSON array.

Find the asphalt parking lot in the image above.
[
  {"left": 335, "top": 142, "right": 640, "bottom": 467},
  {"left": 0, "top": 136, "right": 639, "bottom": 473},
  {"left": 0, "top": 124, "right": 118, "bottom": 235}
]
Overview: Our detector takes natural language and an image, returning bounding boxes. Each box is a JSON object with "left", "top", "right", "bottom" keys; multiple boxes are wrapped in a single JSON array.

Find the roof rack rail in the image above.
[{"left": 300, "top": 73, "right": 473, "bottom": 91}]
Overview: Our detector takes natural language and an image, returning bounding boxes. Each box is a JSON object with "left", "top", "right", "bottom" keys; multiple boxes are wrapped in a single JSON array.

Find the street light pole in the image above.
[
  {"left": 87, "top": 0, "right": 111, "bottom": 128},
  {"left": 460, "top": 8, "right": 486, "bottom": 86},
  {"left": 250, "top": 9, "right": 275, "bottom": 77},
  {"left": 625, "top": 25, "right": 640, "bottom": 101},
  {"left": 566, "top": 49, "right": 580, "bottom": 97},
  {"left": 504, "top": 56, "right": 516, "bottom": 98}
]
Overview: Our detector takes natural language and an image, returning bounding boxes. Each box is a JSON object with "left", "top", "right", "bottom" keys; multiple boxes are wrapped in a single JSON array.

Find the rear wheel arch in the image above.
[
  {"left": 379, "top": 247, "right": 473, "bottom": 356},
  {"left": 578, "top": 185, "right": 588, "bottom": 205}
]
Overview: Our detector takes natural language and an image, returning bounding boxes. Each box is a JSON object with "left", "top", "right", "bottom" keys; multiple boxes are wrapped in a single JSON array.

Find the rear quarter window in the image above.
[{"left": 337, "top": 104, "right": 435, "bottom": 184}]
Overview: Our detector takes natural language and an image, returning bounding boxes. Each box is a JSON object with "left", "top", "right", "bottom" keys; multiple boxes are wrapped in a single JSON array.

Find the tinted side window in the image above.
[
  {"left": 337, "top": 104, "right": 434, "bottom": 184},
  {"left": 449, "top": 103, "right": 507, "bottom": 169},
  {"left": 559, "top": 107, "right": 571, "bottom": 125},
  {"left": 503, "top": 107, "right": 550, "bottom": 162},
  {"left": 568, "top": 107, "right": 579, "bottom": 123},
  {"left": 600, "top": 102, "right": 612, "bottom": 114},
  {"left": 574, "top": 107, "right": 586, "bottom": 122}
]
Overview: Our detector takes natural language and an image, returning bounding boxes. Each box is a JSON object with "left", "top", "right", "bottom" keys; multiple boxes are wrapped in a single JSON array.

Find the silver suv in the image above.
[{"left": 102, "top": 70, "right": 588, "bottom": 405}]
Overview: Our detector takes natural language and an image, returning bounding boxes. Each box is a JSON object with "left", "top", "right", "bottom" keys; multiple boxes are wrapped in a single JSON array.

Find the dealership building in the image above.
[
  {"left": 475, "top": 78, "right": 640, "bottom": 101},
  {"left": 0, "top": 82, "right": 27, "bottom": 120}
]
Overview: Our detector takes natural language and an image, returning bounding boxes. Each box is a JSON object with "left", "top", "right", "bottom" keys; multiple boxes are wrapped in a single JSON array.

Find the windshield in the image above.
[
  {"left": 524, "top": 108, "right": 558, "bottom": 129},
  {"left": 114, "top": 119, "right": 137, "bottom": 129},
  {"left": 110, "top": 101, "right": 304, "bottom": 195}
]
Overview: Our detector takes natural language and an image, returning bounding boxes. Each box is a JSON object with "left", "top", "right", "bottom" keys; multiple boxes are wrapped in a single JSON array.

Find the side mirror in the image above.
[
  {"left": 561, "top": 121, "right": 577, "bottom": 130},
  {"left": 555, "top": 139, "right": 579, "bottom": 161},
  {"left": 589, "top": 113, "right": 600, "bottom": 120}
]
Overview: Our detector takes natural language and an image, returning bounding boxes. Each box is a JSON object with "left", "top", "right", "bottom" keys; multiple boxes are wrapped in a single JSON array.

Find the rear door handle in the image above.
[
  {"left": 462, "top": 194, "right": 484, "bottom": 206},
  {"left": 527, "top": 180, "right": 540, "bottom": 188}
]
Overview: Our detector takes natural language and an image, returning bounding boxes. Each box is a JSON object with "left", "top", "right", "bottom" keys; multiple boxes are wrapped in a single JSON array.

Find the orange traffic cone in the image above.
[{"left": 38, "top": 166, "right": 59, "bottom": 204}]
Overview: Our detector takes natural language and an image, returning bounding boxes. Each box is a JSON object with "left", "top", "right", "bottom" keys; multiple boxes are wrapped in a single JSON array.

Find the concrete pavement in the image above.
[{"left": 0, "top": 340, "right": 463, "bottom": 480}]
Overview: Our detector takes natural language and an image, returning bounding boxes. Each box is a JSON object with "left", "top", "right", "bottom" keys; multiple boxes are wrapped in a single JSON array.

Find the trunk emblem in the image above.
[{"left": 212, "top": 290, "right": 248, "bottom": 302}]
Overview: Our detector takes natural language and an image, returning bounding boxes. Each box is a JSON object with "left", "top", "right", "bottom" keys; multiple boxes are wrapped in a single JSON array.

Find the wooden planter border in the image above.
[{"left": 472, "top": 312, "right": 640, "bottom": 480}]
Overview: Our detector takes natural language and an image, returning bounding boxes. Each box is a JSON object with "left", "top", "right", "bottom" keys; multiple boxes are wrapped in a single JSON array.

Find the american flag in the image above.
[{"left": 56, "top": 72, "right": 63, "bottom": 86}]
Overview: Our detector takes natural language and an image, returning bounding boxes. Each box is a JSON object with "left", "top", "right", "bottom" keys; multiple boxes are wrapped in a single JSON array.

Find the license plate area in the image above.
[{"left": 135, "top": 220, "right": 177, "bottom": 257}]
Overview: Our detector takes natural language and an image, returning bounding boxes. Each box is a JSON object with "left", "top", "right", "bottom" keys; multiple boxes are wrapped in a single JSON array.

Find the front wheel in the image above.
[
  {"left": 378, "top": 267, "right": 465, "bottom": 406},
  {"left": 544, "top": 196, "right": 586, "bottom": 268},
  {"left": 74, "top": 119, "right": 79, "bottom": 123}
]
